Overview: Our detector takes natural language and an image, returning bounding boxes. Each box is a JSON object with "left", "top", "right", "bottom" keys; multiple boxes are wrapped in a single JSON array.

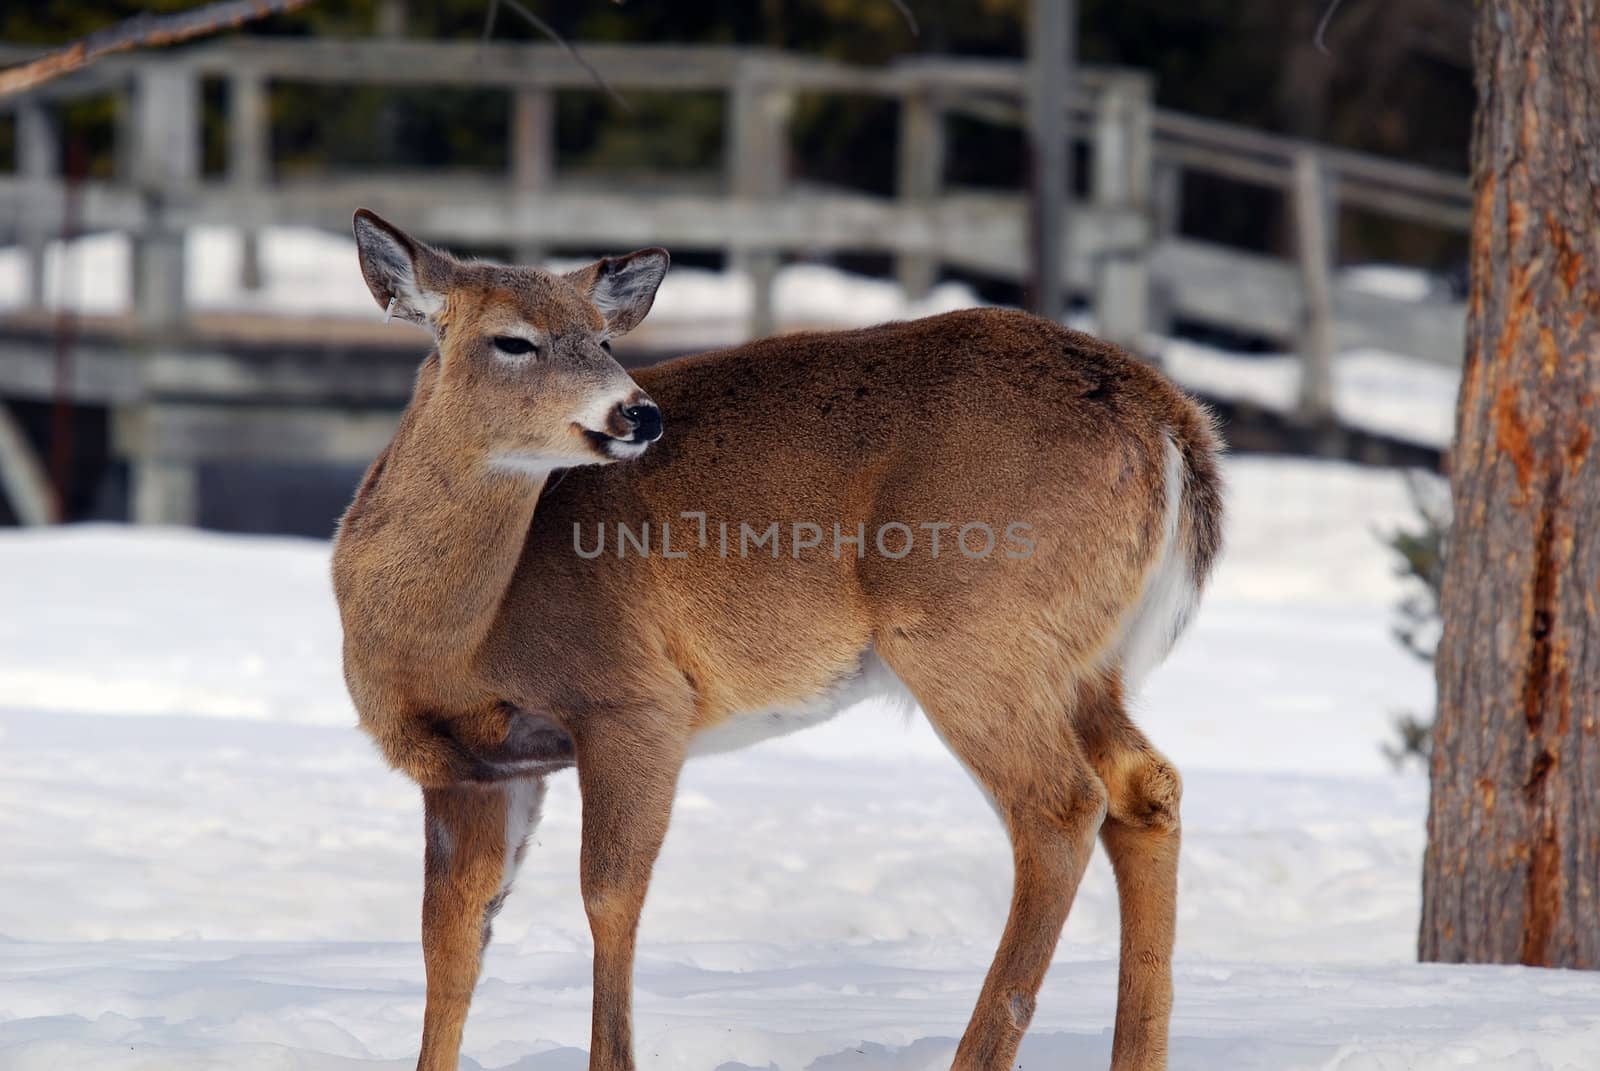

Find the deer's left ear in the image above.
[{"left": 567, "top": 248, "right": 670, "bottom": 337}]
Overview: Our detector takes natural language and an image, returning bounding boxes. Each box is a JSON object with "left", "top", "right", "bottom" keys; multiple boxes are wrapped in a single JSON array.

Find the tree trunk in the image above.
[{"left": 1421, "top": 0, "right": 1600, "bottom": 967}]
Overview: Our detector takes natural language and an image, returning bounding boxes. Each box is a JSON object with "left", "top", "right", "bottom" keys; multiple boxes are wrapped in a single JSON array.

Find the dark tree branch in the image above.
[
  {"left": 1314, "top": 0, "right": 1346, "bottom": 55},
  {"left": 888, "top": 0, "right": 920, "bottom": 37},
  {"left": 497, "top": 0, "right": 631, "bottom": 112},
  {"left": 0, "top": 0, "right": 315, "bottom": 97}
]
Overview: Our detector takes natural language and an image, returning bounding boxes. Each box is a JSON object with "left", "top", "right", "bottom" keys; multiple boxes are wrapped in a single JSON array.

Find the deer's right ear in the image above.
[{"left": 353, "top": 209, "right": 452, "bottom": 329}]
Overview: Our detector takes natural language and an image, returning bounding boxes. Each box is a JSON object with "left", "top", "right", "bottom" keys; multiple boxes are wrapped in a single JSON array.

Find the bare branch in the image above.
[
  {"left": 497, "top": 0, "right": 632, "bottom": 113},
  {"left": 1314, "top": 0, "right": 1347, "bottom": 55},
  {"left": 0, "top": 0, "right": 315, "bottom": 98},
  {"left": 887, "top": 0, "right": 920, "bottom": 38}
]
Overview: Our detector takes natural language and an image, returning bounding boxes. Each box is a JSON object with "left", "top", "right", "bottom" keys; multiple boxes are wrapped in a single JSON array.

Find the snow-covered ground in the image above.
[
  {"left": 0, "top": 226, "right": 1458, "bottom": 448},
  {"left": 5, "top": 457, "right": 1599, "bottom": 1070}
]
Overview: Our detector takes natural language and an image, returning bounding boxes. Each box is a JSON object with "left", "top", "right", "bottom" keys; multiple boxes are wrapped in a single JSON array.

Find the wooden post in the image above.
[
  {"left": 0, "top": 399, "right": 54, "bottom": 526},
  {"left": 113, "top": 83, "right": 136, "bottom": 182},
  {"left": 724, "top": 72, "right": 747, "bottom": 275},
  {"left": 375, "top": 0, "right": 407, "bottom": 37},
  {"left": 1152, "top": 158, "right": 1182, "bottom": 239},
  {"left": 895, "top": 87, "right": 945, "bottom": 301},
  {"left": 1292, "top": 147, "right": 1336, "bottom": 423},
  {"left": 728, "top": 64, "right": 789, "bottom": 339},
  {"left": 130, "top": 63, "right": 201, "bottom": 525},
  {"left": 1091, "top": 73, "right": 1153, "bottom": 353},
  {"left": 1026, "top": 0, "right": 1074, "bottom": 322},
  {"left": 511, "top": 87, "right": 555, "bottom": 266},
  {"left": 229, "top": 71, "right": 269, "bottom": 291},
  {"left": 114, "top": 406, "right": 208, "bottom": 528},
  {"left": 130, "top": 65, "right": 200, "bottom": 187},
  {"left": 131, "top": 64, "right": 198, "bottom": 334},
  {"left": 132, "top": 458, "right": 202, "bottom": 527},
  {"left": 17, "top": 98, "right": 58, "bottom": 312},
  {"left": 1321, "top": 166, "right": 1341, "bottom": 273},
  {"left": 1147, "top": 158, "right": 1182, "bottom": 339}
]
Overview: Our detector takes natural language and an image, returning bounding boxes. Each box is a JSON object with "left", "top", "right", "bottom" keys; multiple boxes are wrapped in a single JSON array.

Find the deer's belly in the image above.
[{"left": 686, "top": 652, "right": 916, "bottom": 757}]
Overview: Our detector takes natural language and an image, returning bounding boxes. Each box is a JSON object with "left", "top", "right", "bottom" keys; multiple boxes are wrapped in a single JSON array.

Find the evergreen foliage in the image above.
[{"left": 1382, "top": 471, "right": 1449, "bottom": 770}]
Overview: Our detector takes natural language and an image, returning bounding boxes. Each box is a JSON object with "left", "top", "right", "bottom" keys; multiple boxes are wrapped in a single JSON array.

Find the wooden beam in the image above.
[
  {"left": 183, "top": 40, "right": 751, "bottom": 91},
  {"left": 118, "top": 402, "right": 400, "bottom": 465},
  {"left": 0, "top": 174, "right": 1146, "bottom": 261}
]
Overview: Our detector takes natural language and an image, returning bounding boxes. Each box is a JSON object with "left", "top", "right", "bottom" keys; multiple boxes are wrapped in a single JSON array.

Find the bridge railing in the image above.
[
  {"left": 0, "top": 37, "right": 1469, "bottom": 526},
  {"left": 0, "top": 41, "right": 1148, "bottom": 346},
  {"left": 0, "top": 38, "right": 1468, "bottom": 379}
]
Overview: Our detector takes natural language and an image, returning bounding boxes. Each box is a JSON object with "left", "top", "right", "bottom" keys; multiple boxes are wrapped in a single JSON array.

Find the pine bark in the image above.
[{"left": 1421, "top": 0, "right": 1600, "bottom": 967}]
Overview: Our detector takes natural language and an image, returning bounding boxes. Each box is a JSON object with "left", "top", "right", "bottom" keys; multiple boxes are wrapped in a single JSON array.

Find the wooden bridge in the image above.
[{"left": 0, "top": 37, "right": 1468, "bottom": 527}]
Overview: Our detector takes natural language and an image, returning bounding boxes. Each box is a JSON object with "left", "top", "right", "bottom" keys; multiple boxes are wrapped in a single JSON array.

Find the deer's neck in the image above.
[{"left": 333, "top": 365, "right": 543, "bottom": 668}]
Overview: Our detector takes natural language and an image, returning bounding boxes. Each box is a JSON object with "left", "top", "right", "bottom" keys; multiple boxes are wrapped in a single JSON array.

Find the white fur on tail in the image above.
[{"left": 1117, "top": 436, "right": 1200, "bottom": 692}]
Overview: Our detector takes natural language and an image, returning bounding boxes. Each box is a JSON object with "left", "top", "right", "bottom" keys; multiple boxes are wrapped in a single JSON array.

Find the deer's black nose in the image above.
[{"left": 619, "top": 401, "right": 662, "bottom": 443}]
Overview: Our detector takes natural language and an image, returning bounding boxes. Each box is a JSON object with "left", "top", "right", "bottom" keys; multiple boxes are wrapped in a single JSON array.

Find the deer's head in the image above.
[{"left": 353, "top": 209, "right": 667, "bottom": 477}]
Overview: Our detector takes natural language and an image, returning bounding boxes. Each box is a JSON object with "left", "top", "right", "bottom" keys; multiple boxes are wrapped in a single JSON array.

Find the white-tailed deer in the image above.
[{"left": 332, "top": 209, "right": 1223, "bottom": 1071}]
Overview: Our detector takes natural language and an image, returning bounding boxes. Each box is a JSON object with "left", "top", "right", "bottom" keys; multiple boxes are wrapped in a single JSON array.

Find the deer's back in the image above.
[{"left": 483, "top": 308, "right": 1212, "bottom": 733}]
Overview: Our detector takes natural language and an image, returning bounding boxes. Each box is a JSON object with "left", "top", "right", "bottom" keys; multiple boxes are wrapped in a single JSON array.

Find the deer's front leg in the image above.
[
  {"left": 575, "top": 718, "right": 686, "bottom": 1071},
  {"left": 417, "top": 779, "right": 546, "bottom": 1071}
]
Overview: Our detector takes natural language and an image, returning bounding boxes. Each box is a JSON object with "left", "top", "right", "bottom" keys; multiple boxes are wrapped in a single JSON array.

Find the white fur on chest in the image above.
[{"left": 686, "top": 652, "right": 915, "bottom": 758}]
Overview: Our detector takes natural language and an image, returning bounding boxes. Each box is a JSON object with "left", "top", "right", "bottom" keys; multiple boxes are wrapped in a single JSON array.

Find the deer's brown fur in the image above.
[{"left": 332, "top": 210, "right": 1223, "bottom": 1071}]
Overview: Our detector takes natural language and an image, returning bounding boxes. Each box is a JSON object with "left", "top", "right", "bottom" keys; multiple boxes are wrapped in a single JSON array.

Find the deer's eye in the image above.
[
  {"left": 493, "top": 336, "right": 537, "bottom": 356},
  {"left": 600, "top": 339, "right": 613, "bottom": 353}
]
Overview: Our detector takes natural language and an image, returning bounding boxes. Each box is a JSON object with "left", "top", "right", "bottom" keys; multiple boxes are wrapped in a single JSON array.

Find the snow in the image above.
[
  {"left": 5, "top": 456, "right": 1598, "bottom": 1069},
  {"left": 1341, "top": 264, "right": 1437, "bottom": 304}
]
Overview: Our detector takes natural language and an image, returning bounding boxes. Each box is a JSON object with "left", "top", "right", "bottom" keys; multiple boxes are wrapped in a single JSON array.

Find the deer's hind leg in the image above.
[
  {"left": 1077, "top": 673, "right": 1181, "bottom": 1071},
  {"left": 878, "top": 633, "right": 1108, "bottom": 1071},
  {"left": 416, "top": 778, "right": 545, "bottom": 1071}
]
